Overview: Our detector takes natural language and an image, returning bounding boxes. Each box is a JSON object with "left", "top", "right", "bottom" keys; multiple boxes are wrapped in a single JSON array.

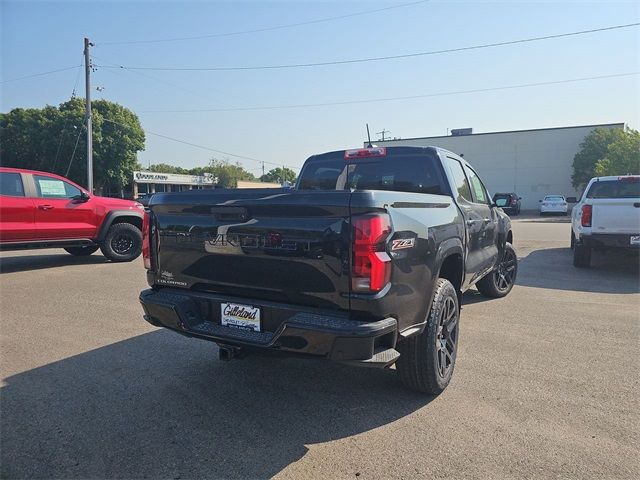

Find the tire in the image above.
[
  {"left": 396, "top": 278, "right": 459, "bottom": 395},
  {"left": 573, "top": 244, "right": 591, "bottom": 268},
  {"left": 476, "top": 242, "right": 517, "bottom": 298},
  {"left": 570, "top": 231, "right": 576, "bottom": 250},
  {"left": 100, "top": 223, "right": 142, "bottom": 262},
  {"left": 64, "top": 245, "right": 99, "bottom": 256}
]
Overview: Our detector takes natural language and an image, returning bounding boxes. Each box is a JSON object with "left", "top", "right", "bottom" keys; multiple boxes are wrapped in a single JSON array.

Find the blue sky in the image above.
[{"left": 2, "top": 0, "right": 639, "bottom": 174}]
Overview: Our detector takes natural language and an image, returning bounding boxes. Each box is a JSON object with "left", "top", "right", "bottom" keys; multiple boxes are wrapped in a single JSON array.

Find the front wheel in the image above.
[
  {"left": 100, "top": 223, "right": 142, "bottom": 262},
  {"left": 476, "top": 242, "right": 517, "bottom": 298},
  {"left": 64, "top": 245, "right": 99, "bottom": 256},
  {"left": 396, "top": 278, "right": 459, "bottom": 394}
]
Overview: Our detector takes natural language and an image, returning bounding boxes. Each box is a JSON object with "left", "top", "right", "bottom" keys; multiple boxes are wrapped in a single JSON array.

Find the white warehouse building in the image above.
[{"left": 371, "top": 123, "right": 624, "bottom": 210}]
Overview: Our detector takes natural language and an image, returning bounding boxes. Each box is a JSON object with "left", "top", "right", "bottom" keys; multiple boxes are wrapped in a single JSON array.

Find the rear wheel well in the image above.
[
  {"left": 506, "top": 230, "right": 513, "bottom": 244},
  {"left": 438, "top": 253, "right": 463, "bottom": 296}
]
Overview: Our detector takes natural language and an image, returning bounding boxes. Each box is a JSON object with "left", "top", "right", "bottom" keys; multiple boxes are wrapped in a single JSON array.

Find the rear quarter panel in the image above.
[{"left": 349, "top": 190, "right": 463, "bottom": 332}]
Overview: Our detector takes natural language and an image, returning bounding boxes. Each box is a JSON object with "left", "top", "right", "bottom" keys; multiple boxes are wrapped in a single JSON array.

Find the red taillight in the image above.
[
  {"left": 581, "top": 204, "right": 592, "bottom": 227},
  {"left": 344, "top": 147, "right": 386, "bottom": 160},
  {"left": 142, "top": 211, "right": 152, "bottom": 270},
  {"left": 352, "top": 214, "right": 392, "bottom": 292}
]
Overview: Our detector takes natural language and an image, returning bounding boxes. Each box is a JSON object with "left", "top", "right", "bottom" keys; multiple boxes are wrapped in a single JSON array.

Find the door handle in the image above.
[
  {"left": 483, "top": 218, "right": 491, "bottom": 223},
  {"left": 466, "top": 219, "right": 478, "bottom": 226},
  {"left": 38, "top": 205, "right": 54, "bottom": 210}
]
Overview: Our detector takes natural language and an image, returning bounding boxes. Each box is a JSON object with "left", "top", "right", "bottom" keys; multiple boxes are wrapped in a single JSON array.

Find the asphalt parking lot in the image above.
[{"left": 1, "top": 217, "right": 638, "bottom": 480}]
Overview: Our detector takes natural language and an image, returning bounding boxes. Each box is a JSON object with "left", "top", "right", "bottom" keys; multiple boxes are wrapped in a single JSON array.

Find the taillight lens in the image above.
[
  {"left": 352, "top": 214, "right": 392, "bottom": 292},
  {"left": 511, "top": 198, "right": 517, "bottom": 206},
  {"left": 581, "top": 204, "right": 592, "bottom": 227},
  {"left": 142, "top": 211, "right": 152, "bottom": 270},
  {"left": 344, "top": 147, "right": 386, "bottom": 159}
]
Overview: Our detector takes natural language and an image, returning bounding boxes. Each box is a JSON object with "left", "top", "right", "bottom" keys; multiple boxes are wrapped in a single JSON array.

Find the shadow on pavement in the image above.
[
  {"left": 1, "top": 330, "right": 433, "bottom": 479},
  {"left": 461, "top": 290, "right": 491, "bottom": 305},
  {"left": 517, "top": 247, "right": 639, "bottom": 294},
  {"left": 0, "top": 253, "right": 108, "bottom": 274}
]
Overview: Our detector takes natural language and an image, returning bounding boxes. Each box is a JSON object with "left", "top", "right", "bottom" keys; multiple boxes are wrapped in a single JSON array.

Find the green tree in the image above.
[
  {"left": 0, "top": 97, "right": 145, "bottom": 195},
  {"left": 593, "top": 129, "right": 640, "bottom": 176},
  {"left": 148, "top": 163, "right": 189, "bottom": 174},
  {"left": 571, "top": 127, "right": 631, "bottom": 188},
  {"left": 187, "top": 158, "right": 255, "bottom": 188},
  {"left": 260, "top": 167, "right": 297, "bottom": 184}
]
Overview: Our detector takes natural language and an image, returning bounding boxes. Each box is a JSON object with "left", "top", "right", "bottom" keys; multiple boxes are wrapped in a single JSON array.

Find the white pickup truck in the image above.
[{"left": 571, "top": 175, "right": 640, "bottom": 267}]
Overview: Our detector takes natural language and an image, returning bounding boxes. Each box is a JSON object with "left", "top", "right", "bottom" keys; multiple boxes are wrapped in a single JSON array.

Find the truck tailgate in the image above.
[
  {"left": 149, "top": 189, "right": 352, "bottom": 310},
  {"left": 592, "top": 199, "right": 640, "bottom": 234}
]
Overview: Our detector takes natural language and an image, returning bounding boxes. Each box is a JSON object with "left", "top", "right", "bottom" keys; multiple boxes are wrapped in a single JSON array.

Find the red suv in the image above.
[{"left": 0, "top": 167, "right": 144, "bottom": 262}]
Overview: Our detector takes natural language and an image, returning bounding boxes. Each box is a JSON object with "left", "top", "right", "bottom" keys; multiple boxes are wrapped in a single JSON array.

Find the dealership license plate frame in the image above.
[
  {"left": 220, "top": 302, "right": 261, "bottom": 332},
  {"left": 631, "top": 235, "right": 640, "bottom": 246}
]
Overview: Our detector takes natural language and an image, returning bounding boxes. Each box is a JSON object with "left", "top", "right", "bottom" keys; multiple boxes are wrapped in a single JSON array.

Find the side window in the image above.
[
  {"left": 445, "top": 157, "right": 472, "bottom": 202},
  {"left": 463, "top": 166, "right": 489, "bottom": 204},
  {"left": 0, "top": 172, "right": 25, "bottom": 197},
  {"left": 33, "top": 175, "right": 81, "bottom": 199}
]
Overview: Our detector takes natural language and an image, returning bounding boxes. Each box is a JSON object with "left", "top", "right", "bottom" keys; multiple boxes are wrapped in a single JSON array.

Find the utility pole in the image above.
[
  {"left": 84, "top": 37, "right": 93, "bottom": 193},
  {"left": 262, "top": 161, "right": 265, "bottom": 179},
  {"left": 377, "top": 128, "right": 390, "bottom": 141}
]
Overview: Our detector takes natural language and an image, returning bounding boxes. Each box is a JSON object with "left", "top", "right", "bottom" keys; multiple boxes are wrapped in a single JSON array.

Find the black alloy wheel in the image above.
[
  {"left": 493, "top": 246, "right": 517, "bottom": 293},
  {"left": 436, "top": 295, "right": 458, "bottom": 378},
  {"left": 111, "top": 232, "right": 135, "bottom": 255}
]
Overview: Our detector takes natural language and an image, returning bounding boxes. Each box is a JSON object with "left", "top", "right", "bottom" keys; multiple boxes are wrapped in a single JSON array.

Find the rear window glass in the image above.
[
  {"left": 544, "top": 195, "right": 565, "bottom": 201},
  {"left": 298, "top": 151, "right": 448, "bottom": 195},
  {"left": 494, "top": 197, "right": 510, "bottom": 207},
  {"left": 0, "top": 172, "right": 24, "bottom": 197},
  {"left": 586, "top": 179, "right": 640, "bottom": 199}
]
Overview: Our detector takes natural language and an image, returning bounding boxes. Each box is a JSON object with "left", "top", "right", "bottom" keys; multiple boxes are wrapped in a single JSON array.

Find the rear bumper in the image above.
[
  {"left": 140, "top": 288, "right": 398, "bottom": 364},
  {"left": 540, "top": 206, "right": 568, "bottom": 213},
  {"left": 580, "top": 233, "right": 640, "bottom": 249}
]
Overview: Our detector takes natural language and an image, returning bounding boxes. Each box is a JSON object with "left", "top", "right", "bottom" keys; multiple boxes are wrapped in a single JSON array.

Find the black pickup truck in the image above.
[{"left": 139, "top": 146, "right": 516, "bottom": 394}]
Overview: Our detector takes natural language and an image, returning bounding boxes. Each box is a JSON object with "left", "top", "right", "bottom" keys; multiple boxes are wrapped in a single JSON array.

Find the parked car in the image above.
[
  {"left": 0, "top": 167, "right": 145, "bottom": 261},
  {"left": 539, "top": 195, "right": 568, "bottom": 215},
  {"left": 571, "top": 175, "right": 640, "bottom": 268},
  {"left": 139, "top": 146, "right": 516, "bottom": 394},
  {"left": 135, "top": 193, "right": 154, "bottom": 207},
  {"left": 493, "top": 192, "right": 521, "bottom": 216}
]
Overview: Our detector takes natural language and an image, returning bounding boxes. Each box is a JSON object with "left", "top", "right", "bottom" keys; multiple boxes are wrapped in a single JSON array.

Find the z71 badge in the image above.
[{"left": 391, "top": 238, "right": 416, "bottom": 250}]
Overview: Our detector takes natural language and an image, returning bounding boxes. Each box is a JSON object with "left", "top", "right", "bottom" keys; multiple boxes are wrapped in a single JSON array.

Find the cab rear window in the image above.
[
  {"left": 298, "top": 150, "right": 448, "bottom": 195},
  {"left": 0, "top": 172, "right": 25, "bottom": 197},
  {"left": 586, "top": 179, "right": 640, "bottom": 199}
]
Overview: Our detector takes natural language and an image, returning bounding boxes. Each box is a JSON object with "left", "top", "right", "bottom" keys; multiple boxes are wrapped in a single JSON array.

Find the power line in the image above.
[
  {"left": 96, "top": 23, "right": 640, "bottom": 72},
  {"left": 96, "top": 0, "right": 430, "bottom": 46},
  {"left": 100, "top": 118, "right": 300, "bottom": 170},
  {"left": 52, "top": 61, "right": 84, "bottom": 172},
  {"left": 1, "top": 65, "right": 82, "bottom": 84},
  {"left": 136, "top": 72, "right": 640, "bottom": 114},
  {"left": 92, "top": 54, "right": 225, "bottom": 100}
]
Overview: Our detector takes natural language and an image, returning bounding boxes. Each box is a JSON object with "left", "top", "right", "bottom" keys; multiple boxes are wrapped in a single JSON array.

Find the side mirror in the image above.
[
  {"left": 518, "top": 197, "right": 522, "bottom": 200},
  {"left": 73, "top": 192, "right": 90, "bottom": 202},
  {"left": 538, "top": 199, "right": 542, "bottom": 203}
]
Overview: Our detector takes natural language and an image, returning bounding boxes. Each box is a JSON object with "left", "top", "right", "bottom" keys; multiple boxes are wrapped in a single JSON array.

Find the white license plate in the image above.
[
  {"left": 631, "top": 235, "right": 640, "bottom": 246},
  {"left": 221, "top": 302, "right": 261, "bottom": 332}
]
